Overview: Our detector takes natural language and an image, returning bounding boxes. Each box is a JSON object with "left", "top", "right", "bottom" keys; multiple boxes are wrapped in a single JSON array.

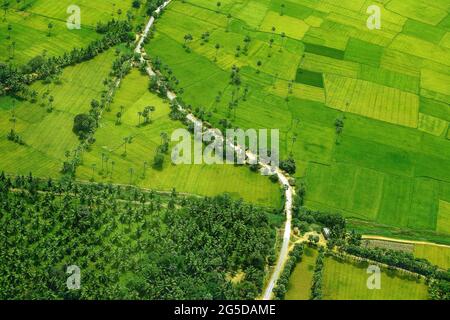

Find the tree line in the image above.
[
  {"left": 0, "top": 20, "right": 134, "bottom": 98},
  {"left": 272, "top": 243, "right": 304, "bottom": 299}
]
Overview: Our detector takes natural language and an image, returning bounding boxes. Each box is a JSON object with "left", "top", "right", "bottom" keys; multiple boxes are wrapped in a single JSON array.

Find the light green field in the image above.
[
  {"left": 386, "top": 0, "right": 448, "bottom": 25},
  {"left": 418, "top": 113, "right": 448, "bottom": 136},
  {"left": 0, "top": 49, "right": 116, "bottom": 176},
  {"left": 0, "top": 10, "right": 100, "bottom": 65},
  {"left": 76, "top": 69, "right": 282, "bottom": 207},
  {"left": 324, "top": 74, "right": 419, "bottom": 128},
  {"left": 285, "top": 247, "right": 317, "bottom": 300},
  {"left": 0, "top": 0, "right": 135, "bottom": 65},
  {"left": 414, "top": 243, "right": 450, "bottom": 270},
  {"left": 16, "top": 0, "right": 134, "bottom": 26},
  {"left": 323, "top": 256, "right": 429, "bottom": 300},
  {"left": 260, "top": 10, "right": 310, "bottom": 40}
]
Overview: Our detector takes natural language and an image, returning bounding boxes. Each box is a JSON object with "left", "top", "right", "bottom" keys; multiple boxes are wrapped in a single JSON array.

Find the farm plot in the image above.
[
  {"left": 386, "top": 0, "right": 448, "bottom": 25},
  {"left": 414, "top": 243, "right": 450, "bottom": 270},
  {"left": 324, "top": 74, "right": 419, "bottom": 128},
  {"left": 285, "top": 247, "right": 317, "bottom": 300},
  {"left": 0, "top": 0, "right": 137, "bottom": 66},
  {"left": 418, "top": 113, "right": 448, "bottom": 137},
  {"left": 0, "top": 10, "right": 100, "bottom": 65},
  {"left": 322, "top": 256, "right": 429, "bottom": 300},
  {"left": 76, "top": 69, "right": 282, "bottom": 207},
  {"left": 304, "top": 163, "right": 384, "bottom": 221},
  {"left": 437, "top": 200, "right": 450, "bottom": 235},
  {"left": 0, "top": 49, "right": 116, "bottom": 177},
  {"left": 259, "top": 10, "right": 310, "bottom": 40},
  {"left": 15, "top": 0, "right": 134, "bottom": 27}
]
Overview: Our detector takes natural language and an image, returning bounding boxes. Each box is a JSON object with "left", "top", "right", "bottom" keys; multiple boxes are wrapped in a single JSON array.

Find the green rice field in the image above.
[
  {"left": 143, "top": 0, "right": 450, "bottom": 243},
  {"left": 322, "top": 256, "right": 429, "bottom": 300}
]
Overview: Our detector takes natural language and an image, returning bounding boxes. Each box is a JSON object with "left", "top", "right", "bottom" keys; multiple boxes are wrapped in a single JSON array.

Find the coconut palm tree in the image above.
[
  {"left": 47, "top": 22, "right": 53, "bottom": 37},
  {"left": 91, "top": 164, "right": 96, "bottom": 181},
  {"left": 214, "top": 43, "right": 220, "bottom": 61},
  {"left": 137, "top": 111, "right": 142, "bottom": 126}
]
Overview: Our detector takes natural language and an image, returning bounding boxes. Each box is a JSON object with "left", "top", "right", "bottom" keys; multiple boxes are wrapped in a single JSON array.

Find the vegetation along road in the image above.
[{"left": 136, "top": 0, "right": 294, "bottom": 301}]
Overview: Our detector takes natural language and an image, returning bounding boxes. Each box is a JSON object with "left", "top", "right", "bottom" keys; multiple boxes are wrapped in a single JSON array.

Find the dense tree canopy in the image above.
[{"left": 0, "top": 173, "right": 276, "bottom": 299}]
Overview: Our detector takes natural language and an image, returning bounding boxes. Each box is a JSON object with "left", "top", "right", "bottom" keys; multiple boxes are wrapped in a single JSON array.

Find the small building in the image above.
[{"left": 322, "top": 227, "right": 331, "bottom": 240}]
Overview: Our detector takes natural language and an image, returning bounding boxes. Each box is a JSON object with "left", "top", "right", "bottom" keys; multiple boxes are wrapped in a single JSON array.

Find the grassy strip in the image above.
[{"left": 272, "top": 243, "right": 304, "bottom": 300}]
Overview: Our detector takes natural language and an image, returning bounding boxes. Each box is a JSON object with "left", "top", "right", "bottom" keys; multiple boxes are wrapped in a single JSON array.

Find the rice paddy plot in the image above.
[
  {"left": 420, "top": 98, "right": 450, "bottom": 124},
  {"left": 141, "top": 0, "right": 450, "bottom": 239},
  {"left": 0, "top": 10, "right": 100, "bottom": 65},
  {"left": 18, "top": 0, "right": 134, "bottom": 27},
  {"left": 380, "top": 49, "right": 422, "bottom": 78},
  {"left": 421, "top": 69, "right": 450, "bottom": 97},
  {"left": 229, "top": 0, "right": 270, "bottom": 29},
  {"left": 322, "top": 256, "right": 429, "bottom": 300},
  {"left": 269, "top": 79, "right": 325, "bottom": 103},
  {"left": 303, "top": 25, "right": 350, "bottom": 51},
  {"left": 418, "top": 113, "right": 448, "bottom": 137},
  {"left": 170, "top": 0, "right": 228, "bottom": 28},
  {"left": 259, "top": 10, "right": 310, "bottom": 40},
  {"left": 414, "top": 243, "right": 450, "bottom": 270},
  {"left": 441, "top": 32, "right": 450, "bottom": 49},
  {"left": 389, "top": 34, "right": 450, "bottom": 67},
  {"left": 301, "top": 53, "right": 359, "bottom": 78},
  {"left": 407, "top": 178, "right": 439, "bottom": 231},
  {"left": 402, "top": 19, "right": 447, "bottom": 45},
  {"left": 295, "top": 69, "right": 324, "bottom": 88},
  {"left": 269, "top": 0, "right": 314, "bottom": 21},
  {"left": 324, "top": 74, "right": 419, "bottom": 128},
  {"left": 0, "top": 49, "right": 116, "bottom": 177},
  {"left": 437, "top": 200, "right": 450, "bottom": 235},
  {"left": 386, "top": 0, "right": 448, "bottom": 26},
  {"left": 359, "top": 65, "right": 419, "bottom": 94},
  {"left": 304, "top": 162, "right": 384, "bottom": 221},
  {"left": 344, "top": 38, "right": 384, "bottom": 67},
  {"left": 285, "top": 247, "right": 317, "bottom": 300}
]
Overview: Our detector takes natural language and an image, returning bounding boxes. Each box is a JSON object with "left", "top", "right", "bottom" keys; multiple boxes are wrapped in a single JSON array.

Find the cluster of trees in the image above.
[
  {"left": 0, "top": 63, "right": 25, "bottom": 95},
  {"left": 279, "top": 157, "right": 296, "bottom": 175},
  {"left": 272, "top": 243, "right": 304, "bottom": 299},
  {"left": 137, "top": 105, "right": 155, "bottom": 126},
  {"left": 429, "top": 279, "right": 450, "bottom": 300},
  {"left": 6, "top": 128, "right": 25, "bottom": 145},
  {"left": 0, "top": 173, "right": 276, "bottom": 299},
  {"left": 144, "top": 0, "right": 165, "bottom": 16},
  {"left": 148, "top": 56, "right": 181, "bottom": 97},
  {"left": 292, "top": 206, "right": 347, "bottom": 240},
  {"left": 72, "top": 113, "right": 96, "bottom": 141},
  {"left": 334, "top": 115, "right": 345, "bottom": 144},
  {"left": 153, "top": 132, "right": 169, "bottom": 170},
  {"left": 310, "top": 248, "right": 325, "bottom": 300},
  {"left": 168, "top": 99, "right": 187, "bottom": 121}
]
